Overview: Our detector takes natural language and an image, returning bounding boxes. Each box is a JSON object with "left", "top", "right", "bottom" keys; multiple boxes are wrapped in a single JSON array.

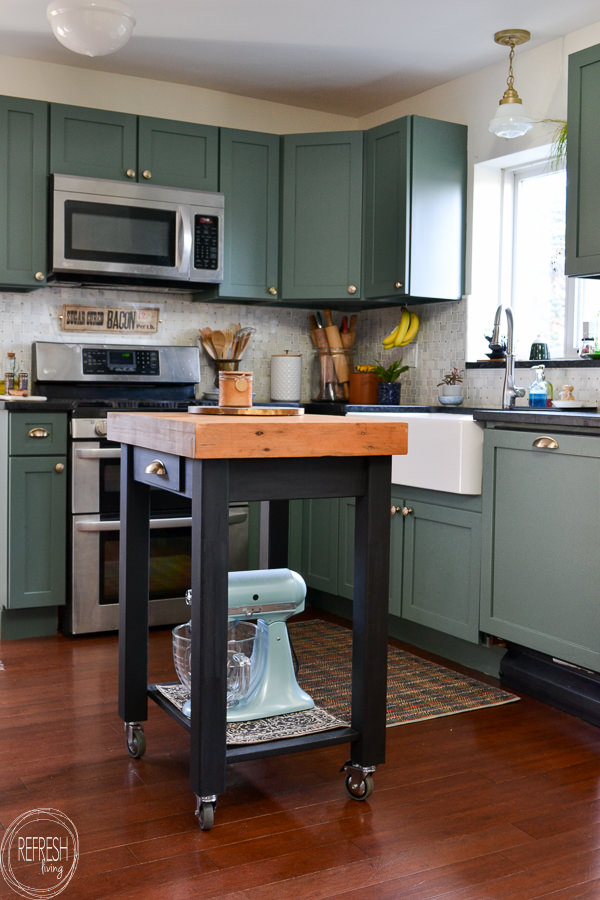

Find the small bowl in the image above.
[{"left": 438, "top": 395, "right": 464, "bottom": 406}]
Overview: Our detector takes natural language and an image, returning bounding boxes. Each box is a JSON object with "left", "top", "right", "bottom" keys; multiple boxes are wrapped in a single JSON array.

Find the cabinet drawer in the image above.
[
  {"left": 9, "top": 413, "right": 67, "bottom": 456},
  {"left": 133, "top": 447, "right": 184, "bottom": 493}
]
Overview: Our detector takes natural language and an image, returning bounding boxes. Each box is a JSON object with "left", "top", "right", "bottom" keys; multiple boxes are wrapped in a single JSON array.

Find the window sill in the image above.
[{"left": 466, "top": 358, "right": 600, "bottom": 369}]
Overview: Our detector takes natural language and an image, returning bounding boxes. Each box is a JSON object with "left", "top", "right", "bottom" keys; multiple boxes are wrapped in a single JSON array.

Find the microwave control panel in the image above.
[{"left": 194, "top": 215, "right": 219, "bottom": 271}]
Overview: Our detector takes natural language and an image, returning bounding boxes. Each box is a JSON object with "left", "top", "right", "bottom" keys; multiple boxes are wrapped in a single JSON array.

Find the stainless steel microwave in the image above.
[{"left": 49, "top": 174, "right": 224, "bottom": 287}]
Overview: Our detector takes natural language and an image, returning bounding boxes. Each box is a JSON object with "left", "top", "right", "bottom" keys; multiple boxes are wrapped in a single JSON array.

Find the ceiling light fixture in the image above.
[
  {"left": 47, "top": 0, "right": 136, "bottom": 57},
  {"left": 488, "top": 29, "right": 533, "bottom": 139}
]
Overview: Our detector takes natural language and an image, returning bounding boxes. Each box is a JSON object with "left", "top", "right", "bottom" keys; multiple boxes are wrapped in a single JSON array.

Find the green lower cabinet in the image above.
[
  {"left": 0, "top": 96, "right": 48, "bottom": 289},
  {"left": 397, "top": 493, "right": 481, "bottom": 642},
  {"left": 299, "top": 488, "right": 481, "bottom": 644},
  {"left": 8, "top": 455, "right": 66, "bottom": 608},
  {"left": 480, "top": 429, "right": 600, "bottom": 671}
]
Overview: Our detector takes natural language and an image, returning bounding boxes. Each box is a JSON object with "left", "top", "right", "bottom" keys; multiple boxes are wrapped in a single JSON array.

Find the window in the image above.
[{"left": 468, "top": 149, "right": 600, "bottom": 361}]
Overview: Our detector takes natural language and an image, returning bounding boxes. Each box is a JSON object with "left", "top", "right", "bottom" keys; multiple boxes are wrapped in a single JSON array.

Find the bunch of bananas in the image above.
[
  {"left": 355, "top": 364, "right": 377, "bottom": 373},
  {"left": 382, "top": 308, "right": 419, "bottom": 349}
]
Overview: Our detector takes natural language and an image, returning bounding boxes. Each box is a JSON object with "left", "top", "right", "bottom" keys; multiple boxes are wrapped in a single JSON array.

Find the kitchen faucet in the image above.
[{"left": 489, "top": 305, "right": 526, "bottom": 409}]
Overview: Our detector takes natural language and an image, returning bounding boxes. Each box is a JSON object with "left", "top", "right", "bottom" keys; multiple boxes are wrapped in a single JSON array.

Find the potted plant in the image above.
[
  {"left": 373, "top": 358, "right": 409, "bottom": 405},
  {"left": 437, "top": 367, "right": 464, "bottom": 405}
]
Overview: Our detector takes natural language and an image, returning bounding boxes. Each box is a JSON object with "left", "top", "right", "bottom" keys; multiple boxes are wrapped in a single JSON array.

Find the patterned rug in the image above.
[{"left": 291, "top": 619, "right": 518, "bottom": 726}]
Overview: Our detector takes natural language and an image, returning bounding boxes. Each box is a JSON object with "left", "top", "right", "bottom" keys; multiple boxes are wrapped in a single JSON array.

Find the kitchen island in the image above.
[{"left": 106, "top": 411, "right": 407, "bottom": 828}]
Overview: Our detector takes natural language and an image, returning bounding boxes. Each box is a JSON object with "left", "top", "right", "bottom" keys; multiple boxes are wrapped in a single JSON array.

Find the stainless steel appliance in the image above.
[
  {"left": 33, "top": 341, "right": 249, "bottom": 635},
  {"left": 49, "top": 174, "right": 224, "bottom": 288}
]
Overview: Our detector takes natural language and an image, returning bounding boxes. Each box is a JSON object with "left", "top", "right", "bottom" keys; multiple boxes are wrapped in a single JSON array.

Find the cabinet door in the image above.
[
  {"left": 50, "top": 104, "right": 137, "bottom": 181},
  {"left": 480, "top": 430, "right": 600, "bottom": 670},
  {"left": 299, "top": 498, "right": 340, "bottom": 593},
  {"left": 363, "top": 117, "right": 409, "bottom": 300},
  {"left": 219, "top": 128, "right": 280, "bottom": 300},
  {"left": 0, "top": 97, "right": 48, "bottom": 289},
  {"left": 8, "top": 456, "right": 66, "bottom": 608},
  {"left": 280, "top": 131, "right": 363, "bottom": 301},
  {"left": 566, "top": 44, "right": 600, "bottom": 275},
  {"left": 137, "top": 116, "right": 218, "bottom": 190},
  {"left": 402, "top": 497, "right": 481, "bottom": 642}
]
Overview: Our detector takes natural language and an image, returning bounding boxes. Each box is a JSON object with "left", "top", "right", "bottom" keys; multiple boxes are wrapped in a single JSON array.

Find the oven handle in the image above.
[
  {"left": 74, "top": 508, "right": 247, "bottom": 533},
  {"left": 75, "top": 517, "right": 193, "bottom": 533},
  {"left": 74, "top": 447, "right": 122, "bottom": 460}
]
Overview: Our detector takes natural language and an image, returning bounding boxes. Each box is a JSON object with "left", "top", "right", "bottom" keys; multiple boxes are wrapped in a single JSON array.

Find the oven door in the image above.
[{"left": 69, "top": 506, "right": 249, "bottom": 635}]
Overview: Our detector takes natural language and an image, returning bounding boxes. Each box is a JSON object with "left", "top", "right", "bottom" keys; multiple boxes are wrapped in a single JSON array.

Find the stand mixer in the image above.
[{"left": 174, "top": 568, "right": 314, "bottom": 722}]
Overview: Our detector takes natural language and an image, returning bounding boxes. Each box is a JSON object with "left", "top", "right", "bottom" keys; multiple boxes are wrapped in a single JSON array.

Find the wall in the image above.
[{"left": 4, "top": 20, "right": 600, "bottom": 408}]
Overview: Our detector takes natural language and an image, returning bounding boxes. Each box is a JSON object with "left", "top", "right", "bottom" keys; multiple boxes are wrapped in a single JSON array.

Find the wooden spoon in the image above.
[{"left": 211, "top": 330, "right": 226, "bottom": 359}]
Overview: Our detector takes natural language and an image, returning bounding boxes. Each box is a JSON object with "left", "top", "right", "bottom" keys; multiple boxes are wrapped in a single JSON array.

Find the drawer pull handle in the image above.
[
  {"left": 28, "top": 427, "right": 49, "bottom": 439},
  {"left": 532, "top": 436, "right": 559, "bottom": 450},
  {"left": 144, "top": 459, "right": 167, "bottom": 476}
]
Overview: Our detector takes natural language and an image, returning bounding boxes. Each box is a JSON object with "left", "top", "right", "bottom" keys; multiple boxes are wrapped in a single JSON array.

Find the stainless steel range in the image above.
[{"left": 32, "top": 341, "right": 249, "bottom": 635}]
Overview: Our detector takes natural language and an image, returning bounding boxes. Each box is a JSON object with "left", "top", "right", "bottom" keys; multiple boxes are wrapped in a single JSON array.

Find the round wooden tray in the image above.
[{"left": 187, "top": 405, "right": 304, "bottom": 416}]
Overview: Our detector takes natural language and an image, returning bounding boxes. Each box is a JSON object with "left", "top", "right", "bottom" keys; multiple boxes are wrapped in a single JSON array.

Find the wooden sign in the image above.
[{"left": 60, "top": 305, "right": 160, "bottom": 334}]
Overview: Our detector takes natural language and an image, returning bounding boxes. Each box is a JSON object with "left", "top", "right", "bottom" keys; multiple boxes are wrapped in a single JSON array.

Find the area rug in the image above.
[{"left": 290, "top": 619, "right": 518, "bottom": 726}]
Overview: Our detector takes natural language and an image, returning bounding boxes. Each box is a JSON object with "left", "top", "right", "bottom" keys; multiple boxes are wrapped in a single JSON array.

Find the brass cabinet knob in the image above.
[
  {"left": 267, "top": 286, "right": 278, "bottom": 295},
  {"left": 142, "top": 169, "right": 152, "bottom": 179},
  {"left": 55, "top": 463, "right": 65, "bottom": 473},
  {"left": 28, "top": 427, "right": 49, "bottom": 439},
  {"left": 393, "top": 281, "right": 403, "bottom": 289},
  {"left": 532, "top": 436, "right": 559, "bottom": 450},
  {"left": 144, "top": 459, "right": 167, "bottom": 476},
  {"left": 347, "top": 285, "right": 357, "bottom": 294},
  {"left": 401, "top": 506, "right": 413, "bottom": 517},
  {"left": 390, "top": 505, "right": 401, "bottom": 516},
  {"left": 34, "top": 271, "right": 45, "bottom": 282},
  {"left": 126, "top": 168, "right": 136, "bottom": 178}
]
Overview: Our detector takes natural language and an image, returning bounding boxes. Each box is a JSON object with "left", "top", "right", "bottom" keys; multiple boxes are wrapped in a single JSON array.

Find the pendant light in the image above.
[
  {"left": 47, "top": 0, "right": 136, "bottom": 57},
  {"left": 488, "top": 29, "right": 533, "bottom": 139}
]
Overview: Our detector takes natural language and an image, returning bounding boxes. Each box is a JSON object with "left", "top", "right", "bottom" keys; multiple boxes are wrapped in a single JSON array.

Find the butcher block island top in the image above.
[{"left": 106, "top": 411, "right": 408, "bottom": 459}]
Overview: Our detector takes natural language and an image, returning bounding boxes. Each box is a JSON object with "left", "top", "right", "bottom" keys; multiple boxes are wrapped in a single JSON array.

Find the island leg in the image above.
[
  {"left": 188, "top": 458, "right": 230, "bottom": 829},
  {"left": 349, "top": 455, "right": 392, "bottom": 776}
]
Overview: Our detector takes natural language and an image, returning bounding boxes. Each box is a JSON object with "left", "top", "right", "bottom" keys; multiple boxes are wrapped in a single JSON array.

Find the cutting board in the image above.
[{"left": 188, "top": 406, "right": 304, "bottom": 416}]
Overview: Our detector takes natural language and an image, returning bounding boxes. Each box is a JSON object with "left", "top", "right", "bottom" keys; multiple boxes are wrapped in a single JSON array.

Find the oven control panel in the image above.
[{"left": 82, "top": 348, "right": 160, "bottom": 376}]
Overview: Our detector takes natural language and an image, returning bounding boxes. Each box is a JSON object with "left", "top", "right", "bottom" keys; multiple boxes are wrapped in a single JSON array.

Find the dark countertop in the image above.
[
  {"left": 0, "top": 398, "right": 72, "bottom": 412},
  {"left": 473, "top": 408, "right": 600, "bottom": 431}
]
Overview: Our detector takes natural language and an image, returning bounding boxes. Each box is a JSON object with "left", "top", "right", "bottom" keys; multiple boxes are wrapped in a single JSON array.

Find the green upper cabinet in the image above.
[
  {"left": 50, "top": 105, "right": 218, "bottom": 190},
  {"left": 0, "top": 97, "right": 48, "bottom": 289},
  {"left": 50, "top": 105, "right": 137, "bottom": 181},
  {"left": 363, "top": 115, "right": 467, "bottom": 302},
  {"left": 280, "top": 131, "right": 363, "bottom": 302},
  {"left": 566, "top": 43, "right": 600, "bottom": 276},
  {"left": 137, "top": 116, "right": 218, "bottom": 190},
  {"left": 218, "top": 128, "right": 280, "bottom": 300}
]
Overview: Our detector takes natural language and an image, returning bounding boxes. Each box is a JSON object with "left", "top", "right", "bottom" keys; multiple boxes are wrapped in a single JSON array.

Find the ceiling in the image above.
[{"left": 2, "top": 0, "right": 600, "bottom": 116}]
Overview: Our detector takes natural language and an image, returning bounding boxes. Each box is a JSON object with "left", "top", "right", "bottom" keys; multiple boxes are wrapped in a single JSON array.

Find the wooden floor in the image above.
[{"left": 1, "top": 620, "right": 600, "bottom": 900}]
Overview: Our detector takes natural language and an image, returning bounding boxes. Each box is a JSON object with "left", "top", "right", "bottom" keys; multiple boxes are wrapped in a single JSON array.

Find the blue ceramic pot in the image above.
[{"left": 377, "top": 382, "right": 401, "bottom": 405}]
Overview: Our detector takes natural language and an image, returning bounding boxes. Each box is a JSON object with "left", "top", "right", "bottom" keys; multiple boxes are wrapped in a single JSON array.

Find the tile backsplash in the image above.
[{"left": 1, "top": 287, "right": 598, "bottom": 407}]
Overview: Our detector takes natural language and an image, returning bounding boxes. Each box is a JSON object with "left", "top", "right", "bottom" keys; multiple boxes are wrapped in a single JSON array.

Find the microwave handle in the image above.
[{"left": 177, "top": 207, "right": 193, "bottom": 274}]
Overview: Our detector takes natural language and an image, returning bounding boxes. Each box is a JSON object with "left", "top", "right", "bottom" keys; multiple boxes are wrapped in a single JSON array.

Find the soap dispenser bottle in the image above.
[{"left": 528, "top": 365, "right": 548, "bottom": 408}]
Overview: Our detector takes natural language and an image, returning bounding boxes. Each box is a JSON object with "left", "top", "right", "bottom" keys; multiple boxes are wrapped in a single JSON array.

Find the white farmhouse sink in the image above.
[{"left": 346, "top": 412, "right": 484, "bottom": 495}]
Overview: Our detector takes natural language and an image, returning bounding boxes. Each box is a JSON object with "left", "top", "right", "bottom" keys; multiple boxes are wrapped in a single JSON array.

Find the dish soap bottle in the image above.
[{"left": 528, "top": 365, "right": 548, "bottom": 408}]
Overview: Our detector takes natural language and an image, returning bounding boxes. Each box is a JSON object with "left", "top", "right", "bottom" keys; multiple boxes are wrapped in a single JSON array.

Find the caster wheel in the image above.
[
  {"left": 197, "top": 801, "right": 215, "bottom": 831},
  {"left": 126, "top": 726, "right": 146, "bottom": 758},
  {"left": 345, "top": 772, "right": 374, "bottom": 801}
]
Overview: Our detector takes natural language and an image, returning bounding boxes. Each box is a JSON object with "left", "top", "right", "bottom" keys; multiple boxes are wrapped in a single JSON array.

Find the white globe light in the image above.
[
  {"left": 47, "top": 0, "right": 136, "bottom": 57},
  {"left": 489, "top": 99, "right": 533, "bottom": 139}
]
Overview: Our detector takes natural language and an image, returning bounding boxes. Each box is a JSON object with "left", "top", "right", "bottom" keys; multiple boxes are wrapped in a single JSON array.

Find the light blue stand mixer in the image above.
[{"left": 175, "top": 568, "right": 315, "bottom": 722}]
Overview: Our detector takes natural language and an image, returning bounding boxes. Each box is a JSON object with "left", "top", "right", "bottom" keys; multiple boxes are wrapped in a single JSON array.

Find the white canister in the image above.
[{"left": 270, "top": 353, "right": 302, "bottom": 402}]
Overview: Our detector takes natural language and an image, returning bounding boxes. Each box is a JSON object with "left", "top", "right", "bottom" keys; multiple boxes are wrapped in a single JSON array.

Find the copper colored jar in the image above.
[
  {"left": 219, "top": 371, "right": 253, "bottom": 407},
  {"left": 349, "top": 372, "right": 378, "bottom": 405}
]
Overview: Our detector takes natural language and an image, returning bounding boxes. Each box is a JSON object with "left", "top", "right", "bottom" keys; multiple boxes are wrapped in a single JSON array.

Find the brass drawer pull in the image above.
[
  {"left": 144, "top": 459, "right": 167, "bottom": 476},
  {"left": 391, "top": 505, "right": 413, "bottom": 516},
  {"left": 55, "top": 463, "right": 65, "bottom": 473},
  {"left": 532, "top": 436, "right": 559, "bottom": 450},
  {"left": 28, "top": 427, "right": 49, "bottom": 439}
]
